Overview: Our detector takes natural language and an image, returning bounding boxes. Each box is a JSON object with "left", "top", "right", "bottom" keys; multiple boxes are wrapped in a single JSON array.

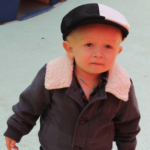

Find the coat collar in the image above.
[{"left": 45, "top": 53, "right": 131, "bottom": 101}]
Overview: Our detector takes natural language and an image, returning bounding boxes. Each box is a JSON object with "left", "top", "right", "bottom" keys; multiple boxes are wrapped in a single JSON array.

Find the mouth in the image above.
[{"left": 91, "top": 63, "right": 103, "bottom": 65}]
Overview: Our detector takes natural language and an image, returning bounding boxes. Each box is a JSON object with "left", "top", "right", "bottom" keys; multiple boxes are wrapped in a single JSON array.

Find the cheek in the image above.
[
  {"left": 83, "top": 49, "right": 92, "bottom": 58},
  {"left": 106, "top": 49, "right": 118, "bottom": 58},
  {"left": 75, "top": 53, "right": 89, "bottom": 67},
  {"left": 105, "top": 51, "right": 118, "bottom": 64},
  {"left": 73, "top": 51, "right": 83, "bottom": 63}
]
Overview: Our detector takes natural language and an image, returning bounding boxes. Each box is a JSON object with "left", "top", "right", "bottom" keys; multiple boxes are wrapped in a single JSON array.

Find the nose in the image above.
[{"left": 92, "top": 47, "right": 104, "bottom": 58}]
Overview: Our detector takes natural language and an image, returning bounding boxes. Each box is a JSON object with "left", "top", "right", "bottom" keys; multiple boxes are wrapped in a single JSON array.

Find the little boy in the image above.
[{"left": 4, "top": 3, "right": 140, "bottom": 150}]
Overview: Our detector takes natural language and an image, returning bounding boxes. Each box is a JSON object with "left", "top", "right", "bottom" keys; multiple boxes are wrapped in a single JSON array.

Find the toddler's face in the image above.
[{"left": 63, "top": 24, "right": 123, "bottom": 75}]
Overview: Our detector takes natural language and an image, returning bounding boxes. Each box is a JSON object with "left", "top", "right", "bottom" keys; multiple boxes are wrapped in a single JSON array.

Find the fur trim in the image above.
[
  {"left": 105, "top": 62, "right": 131, "bottom": 101},
  {"left": 45, "top": 53, "right": 74, "bottom": 90},
  {"left": 45, "top": 53, "right": 131, "bottom": 101}
]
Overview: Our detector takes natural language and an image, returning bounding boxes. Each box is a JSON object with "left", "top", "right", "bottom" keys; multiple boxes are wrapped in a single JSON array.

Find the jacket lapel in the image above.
[
  {"left": 65, "top": 74, "right": 85, "bottom": 108},
  {"left": 89, "top": 85, "right": 107, "bottom": 105}
]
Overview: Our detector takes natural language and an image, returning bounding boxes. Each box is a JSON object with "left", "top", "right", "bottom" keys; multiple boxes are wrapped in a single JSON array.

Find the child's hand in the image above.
[{"left": 5, "top": 136, "right": 18, "bottom": 150}]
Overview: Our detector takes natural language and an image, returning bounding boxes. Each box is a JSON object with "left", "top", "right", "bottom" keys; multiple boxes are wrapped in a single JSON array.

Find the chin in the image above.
[
  {"left": 88, "top": 70, "right": 104, "bottom": 74},
  {"left": 89, "top": 66, "right": 106, "bottom": 73}
]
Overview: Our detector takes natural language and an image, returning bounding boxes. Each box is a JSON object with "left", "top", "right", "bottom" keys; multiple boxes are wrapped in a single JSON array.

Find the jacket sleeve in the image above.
[
  {"left": 4, "top": 64, "right": 51, "bottom": 143},
  {"left": 113, "top": 79, "right": 141, "bottom": 150}
]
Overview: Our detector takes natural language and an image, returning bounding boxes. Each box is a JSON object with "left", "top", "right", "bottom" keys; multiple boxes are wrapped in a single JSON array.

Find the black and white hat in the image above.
[{"left": 61, "top": 3, "right": 130, "bottom": 41}]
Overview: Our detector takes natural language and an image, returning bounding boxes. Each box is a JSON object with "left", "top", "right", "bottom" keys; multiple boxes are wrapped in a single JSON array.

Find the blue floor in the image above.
[
  {"left": 17, "top": 0, "right": 54, "bottom": 21},
  {"left": 0, "top": 0, "right": 62, "bottom": 23}
]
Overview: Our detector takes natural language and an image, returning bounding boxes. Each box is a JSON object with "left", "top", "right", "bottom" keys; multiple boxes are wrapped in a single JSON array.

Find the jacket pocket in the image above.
[
  {"left": 40, "top": 122, "right": 61, "bottom": 150},
  {"left": 39, "top": 117, "right": 52, "bottom": 143}
]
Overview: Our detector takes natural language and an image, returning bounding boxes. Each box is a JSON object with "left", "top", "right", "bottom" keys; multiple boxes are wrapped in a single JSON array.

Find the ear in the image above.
[
  {"left": 117, "top": 46, "right": 123, "bottom": 54},
  {"left": 62, "top": 41, "right": 74, "bottom": 58}
]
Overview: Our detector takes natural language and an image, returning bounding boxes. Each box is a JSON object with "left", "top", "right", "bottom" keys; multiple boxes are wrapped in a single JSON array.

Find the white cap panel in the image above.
[{"left": 98, "top": 4, "right": 130, "bottom": 31}]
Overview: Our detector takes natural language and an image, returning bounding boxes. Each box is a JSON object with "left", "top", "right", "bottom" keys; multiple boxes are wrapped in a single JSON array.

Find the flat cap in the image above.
[{"left": 61, "top": 3, "right": 130, "bottom": 41}]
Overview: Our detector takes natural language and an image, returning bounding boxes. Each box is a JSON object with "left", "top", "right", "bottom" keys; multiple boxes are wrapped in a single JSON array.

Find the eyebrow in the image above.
[{"left": 82, "top": 38, "right": 95, "bottom": 42}]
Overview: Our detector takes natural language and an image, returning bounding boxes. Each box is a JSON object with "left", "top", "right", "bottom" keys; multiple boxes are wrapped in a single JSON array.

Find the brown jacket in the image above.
[{"left": 4, "top": 53, "right": 141, "bottom": 150}]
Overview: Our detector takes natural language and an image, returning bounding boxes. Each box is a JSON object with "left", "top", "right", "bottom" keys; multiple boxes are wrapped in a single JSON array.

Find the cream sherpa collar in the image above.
[{"left": 45, "top": 53, "right": 131, "bottom": 101}]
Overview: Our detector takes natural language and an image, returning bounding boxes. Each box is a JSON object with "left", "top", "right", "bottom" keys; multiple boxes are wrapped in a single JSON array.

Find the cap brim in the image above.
[{"left": 63, "top": 19, "right": 129, "bottom": 41}]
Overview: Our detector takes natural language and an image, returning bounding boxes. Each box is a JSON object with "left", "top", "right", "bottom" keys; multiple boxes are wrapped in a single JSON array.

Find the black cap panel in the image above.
[{"left": 61, "top": 4, "right": 99, "bottom": 34}]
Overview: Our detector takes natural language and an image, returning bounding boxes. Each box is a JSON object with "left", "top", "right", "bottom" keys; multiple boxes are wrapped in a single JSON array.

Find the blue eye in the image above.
[
  {"left": 105, "top": 45, "right": 112, "bottom": 49},
  {"left": 86, "top": 43, "right": 93, "bottom": 47}
]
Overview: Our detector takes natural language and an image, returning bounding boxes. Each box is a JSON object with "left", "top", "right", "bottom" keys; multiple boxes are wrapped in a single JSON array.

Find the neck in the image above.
[{"left": 75, "top": 66, "right": 101, "bottom": 86}]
